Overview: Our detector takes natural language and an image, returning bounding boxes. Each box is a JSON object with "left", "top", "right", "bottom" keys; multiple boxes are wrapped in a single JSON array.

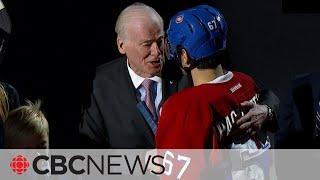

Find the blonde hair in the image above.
[
  {"left": 4, "top": 100, "right": 49, "bottom": 145},
  {"left": 115, "top": 2, "right": 164, "bottom": 40},
  {"left": 0, "top": 83, "right": 9, "bottom": 122}
]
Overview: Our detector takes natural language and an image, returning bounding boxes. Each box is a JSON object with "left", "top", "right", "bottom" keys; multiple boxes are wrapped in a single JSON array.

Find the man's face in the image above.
[{"left": 119, "top": 17, "right": 164, "bottom": 78}]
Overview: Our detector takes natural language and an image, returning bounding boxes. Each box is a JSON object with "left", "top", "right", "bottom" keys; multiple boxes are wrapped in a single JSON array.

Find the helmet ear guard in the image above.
[{"left": 166, "top": 5, "right": 228, "bottom": 64}]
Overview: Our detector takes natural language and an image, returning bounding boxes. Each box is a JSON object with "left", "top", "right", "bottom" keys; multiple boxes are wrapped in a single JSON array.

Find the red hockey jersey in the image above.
[
  {"left": 155, "top": 71, "right": 269, "bottom": 180},
  {"left": 156, "top": 71, "right": 260, "bottom": 149},
  {"left": 156, "top": 72, "right": 268, "bottom": 180}
]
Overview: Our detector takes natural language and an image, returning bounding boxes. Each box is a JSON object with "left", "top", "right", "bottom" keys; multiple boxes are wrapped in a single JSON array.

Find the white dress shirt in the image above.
[{"left": 127, "top": 60, "right": 162, "bottom": 116}]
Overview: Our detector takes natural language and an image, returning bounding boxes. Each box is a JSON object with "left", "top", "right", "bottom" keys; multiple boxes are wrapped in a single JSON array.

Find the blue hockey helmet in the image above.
[{"left": 166, "top": 5, "right": 227, "bottom": 61}]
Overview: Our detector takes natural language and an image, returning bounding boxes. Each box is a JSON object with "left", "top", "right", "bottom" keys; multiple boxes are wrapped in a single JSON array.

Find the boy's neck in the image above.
[{"left": 191, "top": 64, "right": 224, "bottom": 86}]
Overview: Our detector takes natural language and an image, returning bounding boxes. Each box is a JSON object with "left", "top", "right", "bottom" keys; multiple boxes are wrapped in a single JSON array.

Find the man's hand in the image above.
[
  {"left": 237, "top": 101, "right": 270, "bottom": 135},
  {"left": 226, "top": 101, "right": 270, "bottom": 143}
]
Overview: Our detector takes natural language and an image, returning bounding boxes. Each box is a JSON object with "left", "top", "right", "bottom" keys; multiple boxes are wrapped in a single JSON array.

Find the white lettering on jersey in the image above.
[
  {"left": 216, "top": 94, "right": 259, "bottom": 137},
  {"left": 249, "top": 93, "right": 259, "bottom": 104},
  {"left": 230, "top": 83, "right": 242, "bottom": 93}
]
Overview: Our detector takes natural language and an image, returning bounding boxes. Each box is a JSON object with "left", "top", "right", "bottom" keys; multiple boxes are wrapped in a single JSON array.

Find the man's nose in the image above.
[{"left": 150, "top": 41, "right": 161, "bottom": 57}]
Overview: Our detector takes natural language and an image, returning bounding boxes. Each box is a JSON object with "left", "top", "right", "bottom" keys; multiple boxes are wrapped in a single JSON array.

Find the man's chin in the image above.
[
  {"left": 148, "top": 68, "right": 162, "bottom": 77},
  {"left": 147, "top": 64, "right": 162, "bottom": 76}
]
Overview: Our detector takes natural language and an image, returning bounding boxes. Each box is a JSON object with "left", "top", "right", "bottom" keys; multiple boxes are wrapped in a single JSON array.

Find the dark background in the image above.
[{"left": 0, "top": 0, "right": 320, "bottom": 148}]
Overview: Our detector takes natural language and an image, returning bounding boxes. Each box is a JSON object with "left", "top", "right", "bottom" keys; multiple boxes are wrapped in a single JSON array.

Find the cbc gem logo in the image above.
[{"left": 10, "top": 155, "right": 30, "bottom": 175}]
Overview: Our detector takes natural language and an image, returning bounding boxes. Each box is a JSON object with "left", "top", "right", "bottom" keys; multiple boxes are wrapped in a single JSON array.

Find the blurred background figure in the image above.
[
  {"left": 0, "top": 0, "right": 11, "bottom": 65},
  {"left": 0, "top": 0, "right": 20, "bottom": 148},
  {"left": 4, "top": 100, "right": 49, "bottom": 149},
  {"left": 0, "top": 83, "right": 8, "bottom": 121},
  {"left": 0, "top": 84, "right": 8, "bottom": 147},
  {"left": 0, "top": 0, "right": 20, "bottom": 110},
  {"left": 276, "top": 72, "right": 320, "bottom": 148},
  {"left": 0, "top": 0, "right": 19, "bottom": 109},
  {"left": 275, "top": 72, "right": 320, "bottom": 180},
  {"left": 0, "top": 82, "right": 19, "bottom": 110}
]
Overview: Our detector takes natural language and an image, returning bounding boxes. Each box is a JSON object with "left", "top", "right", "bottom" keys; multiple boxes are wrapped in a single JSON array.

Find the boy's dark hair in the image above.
[{"left": 177, "top": 46, "right": 227, "bottom": 70}]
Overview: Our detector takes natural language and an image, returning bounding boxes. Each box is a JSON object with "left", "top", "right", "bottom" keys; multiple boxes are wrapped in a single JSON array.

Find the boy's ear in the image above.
[{"left": 180, "top": 49, "right": 191, "bottom": 68}]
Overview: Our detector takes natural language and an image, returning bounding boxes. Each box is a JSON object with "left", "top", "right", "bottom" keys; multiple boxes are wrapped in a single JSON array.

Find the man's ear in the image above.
[
  {"left": 117, "top": 36, "right": 126, "bottom": 54},
  {"left": 180, "top": 49, "right": 191, "bottom": 68}
]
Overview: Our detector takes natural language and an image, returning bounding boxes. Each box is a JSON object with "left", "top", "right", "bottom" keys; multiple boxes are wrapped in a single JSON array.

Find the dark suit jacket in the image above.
[
  {"left": 79, "top": 56, "right": 187, "bottom": 148},
  {"left": 276, "top": 72, "right": 320, "bottom": 148}
]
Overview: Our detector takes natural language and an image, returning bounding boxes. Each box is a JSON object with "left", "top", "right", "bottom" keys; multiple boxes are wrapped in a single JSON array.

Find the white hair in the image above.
[{"left": 115, "top": 2, "right": 164, "bottom": 40}]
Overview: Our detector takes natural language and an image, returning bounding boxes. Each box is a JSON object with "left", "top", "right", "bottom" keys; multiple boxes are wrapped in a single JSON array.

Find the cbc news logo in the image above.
[
  {"left": 6, "top": 151, "right": 192, "bottom": 179},
  {"left": 10, "top": 155, "right": 30, "bottom": 175}
]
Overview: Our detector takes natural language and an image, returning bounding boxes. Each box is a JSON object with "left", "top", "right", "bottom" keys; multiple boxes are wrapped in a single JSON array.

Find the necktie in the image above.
[
  {"left": 315, "top": 100, "right": 320, "bottom": 137},
  {"left": 141, "top": 79, "right": 157, "bottom": 123}
]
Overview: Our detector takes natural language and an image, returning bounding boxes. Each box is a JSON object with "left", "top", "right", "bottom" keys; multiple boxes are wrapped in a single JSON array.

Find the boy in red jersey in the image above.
[{"left": 155, "top": 5, "right": 273, "bottom": 180}]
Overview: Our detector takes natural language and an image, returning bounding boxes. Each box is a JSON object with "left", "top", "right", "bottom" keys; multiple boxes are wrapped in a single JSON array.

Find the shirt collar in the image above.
[
  {"left": 127, "top": 59, "right": 162, "bottom": 89},
  {"left": 207, "top": 71, "right": 233, "bottom": 84}
]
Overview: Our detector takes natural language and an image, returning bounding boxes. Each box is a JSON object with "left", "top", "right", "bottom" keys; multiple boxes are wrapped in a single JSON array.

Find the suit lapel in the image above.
[{"left": 119, "top": 58, "right": 155, "bottom": 146}]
